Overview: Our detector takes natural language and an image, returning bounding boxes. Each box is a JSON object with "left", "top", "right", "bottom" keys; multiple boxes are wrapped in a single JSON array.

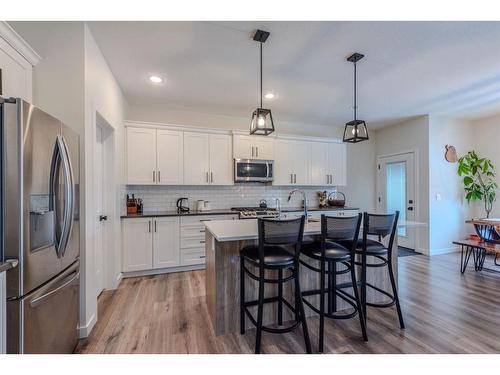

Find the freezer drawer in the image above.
[{"left": 7, "top": 260, "right": 79, "bottom": 354}]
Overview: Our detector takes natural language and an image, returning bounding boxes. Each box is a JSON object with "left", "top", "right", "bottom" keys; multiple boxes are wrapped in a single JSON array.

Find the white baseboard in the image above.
[
  {"left": 122, "top": 264, "right": 205, "bottom": 279},
  {"left": 430, "top": 246, "right": 460, "bottom": 256},
  {"left": 78, "top": 313, "right": 96, "bottom": 338}
]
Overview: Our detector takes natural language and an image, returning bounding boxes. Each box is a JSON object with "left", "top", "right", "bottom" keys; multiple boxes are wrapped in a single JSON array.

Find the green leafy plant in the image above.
[{"left": 457, "top": 151, "right": 497, "bottom": 218}]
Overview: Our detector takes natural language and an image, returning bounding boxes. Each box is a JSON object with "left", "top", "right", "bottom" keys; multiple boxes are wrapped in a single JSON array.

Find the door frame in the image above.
[
  {"left": 93, "top": 111, "right": 116, "bottom": 296},
  {"left": 376, "top": 149, "right": 420, "bottom": 250}
]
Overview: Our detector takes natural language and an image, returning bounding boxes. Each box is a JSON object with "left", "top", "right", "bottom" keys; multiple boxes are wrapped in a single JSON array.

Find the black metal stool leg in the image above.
[
  {"left": 350, "top": 259, "right": 367, "bottom": 341},
  {"left": 278, "top": 269, "right": 283, "bottom": 325},
  {"left": 388, "top": 260, "right": 405, "bottom": 329},
  {"left": 240, "top": 256, "right": 245, "bottom": 334},
  {"left": 361, "top": 252, "right": 367, "bottom": 326},
  {"left": 295, "top": 265, "right": 312, "bottom": 354},
  {"left": 328, "top": 261, "right": 333, "bottom": 314},
  {"left": 319, "top": 258, "right": 326, "bottom": 353},
  {"left": 255, "top": 267, "right": 265, "bottom": 354}
]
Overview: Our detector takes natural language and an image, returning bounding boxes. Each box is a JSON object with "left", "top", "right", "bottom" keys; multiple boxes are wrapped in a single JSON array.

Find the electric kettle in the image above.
[{"left": 176, "top": 197, "right": 189, "bottom": 213}]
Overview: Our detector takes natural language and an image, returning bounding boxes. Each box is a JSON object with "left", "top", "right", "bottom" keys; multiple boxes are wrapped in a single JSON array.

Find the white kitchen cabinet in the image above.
[
  {"left": 157, "top": 129, "right": 183, "bottom": 185},
  {"left": 122, "top": 217, "right": 181, "bottom": 272},
  {"left": 122, "top": 218, "right": 153, "bottom": 272},
  {"left": 153, "top": 217, "right": 180, "bottom": 269},
  {"left": 0, "top": 36, "right": 33, "bottom": 102},
  {"left": 274, "top": 139, "right": 311, "bottom": 186},
  {"left": 126, "top": 127, "right": 157, "bottom": 184},
  {"left": 310, "top": 142, "right": 329, "bottom": 185},
  {"left": 184, "top": 132, "right": 233, "bottom": 185},
  {"left": 233, "top": 134, "right": 274, "bottom": 160},
  {"left": 183, "top": 132, "right": 210, "bottom": 185},
  {"left": 209, "top": 134, "right": 233, "bottom": 185},
  {"left": 328, "top": 142, "right": 347, "bottom": 186},
  {"left": 309, "top": 141, "right": 347, "bottom": 186},
  {"left": 126, "top": 127, "right": 184, "bottom": 185}
]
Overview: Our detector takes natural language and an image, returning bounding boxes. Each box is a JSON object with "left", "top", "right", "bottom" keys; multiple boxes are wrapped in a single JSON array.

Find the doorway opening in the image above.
[{"left": 377, "top": 151, "right": 418, "bottom": 252}]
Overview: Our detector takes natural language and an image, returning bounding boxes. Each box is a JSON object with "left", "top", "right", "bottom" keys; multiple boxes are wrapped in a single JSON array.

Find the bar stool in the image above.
[
  {"left": 300, "top": 213, "right": 367, "bottom": 352},
  {"left": 353, "top": 211, "right": 404, "bottom": 330},
  {"left": 240, "top": 216, "right": 312, "bottom": 354}
]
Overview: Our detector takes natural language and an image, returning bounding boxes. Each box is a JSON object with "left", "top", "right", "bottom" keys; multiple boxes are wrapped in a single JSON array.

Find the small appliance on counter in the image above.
[
  {"left": 318, "top": 191, "right": 328, "bottom": 208},
  {"left": 328, "top": 191, "right": 346, "bottom": 207},
  {"left": 259, "top": 199, "right": 267, "bottom": 208},
  {"left": 196, "top": 200, "right": 211, "bottom": 211},
  {"left": 176, "top": 197, "right": 190, "bottom": 213}
]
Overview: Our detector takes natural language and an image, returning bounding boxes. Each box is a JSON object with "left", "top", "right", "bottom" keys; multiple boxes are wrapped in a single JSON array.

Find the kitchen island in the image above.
[{"left": 204, "top": 218, "right": 425, "bottom": 336}]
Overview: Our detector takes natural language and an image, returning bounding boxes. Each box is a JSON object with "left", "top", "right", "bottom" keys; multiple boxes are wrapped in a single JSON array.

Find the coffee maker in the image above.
[{"left": 176, "top": 197, "right": 189, "bottom": 213}]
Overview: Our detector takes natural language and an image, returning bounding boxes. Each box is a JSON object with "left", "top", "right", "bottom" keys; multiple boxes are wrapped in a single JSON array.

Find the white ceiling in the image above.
[{"left": 87, "top": 21, "right": 500, "bottom": 129}]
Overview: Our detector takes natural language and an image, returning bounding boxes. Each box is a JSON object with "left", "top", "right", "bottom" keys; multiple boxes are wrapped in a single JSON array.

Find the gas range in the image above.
[{"left": 231, "top": 207, "right": 279, "bottom": 220}]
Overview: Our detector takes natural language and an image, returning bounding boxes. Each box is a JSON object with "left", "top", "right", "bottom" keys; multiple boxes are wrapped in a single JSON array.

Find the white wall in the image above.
[
  {"left": 428, "top": 116, "right": 474, "bottom": 255},
  {"left": 82, "top": 25, "right": 128, "bottom": 336},
  {"left": 374, "top": 116, "right": 430, "bottom": 253},
  {"left": 471, "top": 113, "right": 500, "bottom": 218}
]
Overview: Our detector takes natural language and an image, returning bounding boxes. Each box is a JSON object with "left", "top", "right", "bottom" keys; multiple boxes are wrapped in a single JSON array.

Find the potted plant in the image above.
[{"left": 457, "top": 151, "right": 498, "bottom": 218}]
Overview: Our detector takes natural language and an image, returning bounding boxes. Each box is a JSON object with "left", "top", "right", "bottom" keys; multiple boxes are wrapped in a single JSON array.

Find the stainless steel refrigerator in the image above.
[{"left": 0, "top": 97, "right": 80, "bottom": 354}]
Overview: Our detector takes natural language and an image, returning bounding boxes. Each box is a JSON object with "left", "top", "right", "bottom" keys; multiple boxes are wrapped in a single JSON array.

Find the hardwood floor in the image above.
[{"left": 75, "top": 252, "right": 500, "bottom": 354}]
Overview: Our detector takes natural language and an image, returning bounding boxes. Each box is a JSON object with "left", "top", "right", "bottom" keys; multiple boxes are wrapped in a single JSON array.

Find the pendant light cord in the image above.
[
  {"left": 260, "top": 42, "right": 263, "bottom": 109},
  {"left": 353, "top": 61, "right": 357, "bottom": 121}
]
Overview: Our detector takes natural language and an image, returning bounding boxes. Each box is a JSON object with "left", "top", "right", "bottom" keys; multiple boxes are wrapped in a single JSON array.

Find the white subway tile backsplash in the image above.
[{"left": 124, "top": 184, "right": 338, "bottom": 213}]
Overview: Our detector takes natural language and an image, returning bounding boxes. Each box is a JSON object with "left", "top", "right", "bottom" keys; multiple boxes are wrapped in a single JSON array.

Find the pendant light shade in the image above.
[
  {"left": 250, "top": 30, "right": 275, "bottom": 136},
  {"left": 343, "top": 53, "right": 369, "bottom": 143}
]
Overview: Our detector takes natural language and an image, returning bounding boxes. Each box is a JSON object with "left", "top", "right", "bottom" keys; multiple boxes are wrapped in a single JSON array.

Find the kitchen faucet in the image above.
[
  {"left": 287, "top": 189, "right": 308, "bottom": 219},
  {"left": 275, "top": 198, "right": 281, "bottom": 218}
]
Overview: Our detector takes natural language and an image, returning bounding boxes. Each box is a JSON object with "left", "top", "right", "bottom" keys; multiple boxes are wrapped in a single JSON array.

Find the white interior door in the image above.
[
  {"left": 94, "top": 126, "right": 105, "bottom": 297},
  {"left": 377, "top": 152, "right": 416, "bottom": 249}
]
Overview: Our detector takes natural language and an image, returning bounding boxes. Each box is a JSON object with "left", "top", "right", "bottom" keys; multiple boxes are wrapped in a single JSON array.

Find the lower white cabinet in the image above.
[
  {"left": 122, "top": 218, "right": 153, "bottom": 272},
  {"left": 122, "top": 217, "right": 180, "bottom": 272},
  {"left": 153, "top": 217, "right": 180, "bottom": 269}
]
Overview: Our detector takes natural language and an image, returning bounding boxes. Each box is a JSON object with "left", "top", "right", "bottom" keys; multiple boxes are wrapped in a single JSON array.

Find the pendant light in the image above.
[
  {"left": 250, "top": 29, "right": 275, "bottom": 136},
  {"left": 343, "top": 52, "right": 369, "bottom": 143}
]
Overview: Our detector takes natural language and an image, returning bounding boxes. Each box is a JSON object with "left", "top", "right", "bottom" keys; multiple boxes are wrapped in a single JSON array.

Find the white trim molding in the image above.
[
  {"left": 0, "top": 22, "right": 41, "bottom": 66},
  {"left": 78, "top": 313, "right": 96, "bottom": 338}
]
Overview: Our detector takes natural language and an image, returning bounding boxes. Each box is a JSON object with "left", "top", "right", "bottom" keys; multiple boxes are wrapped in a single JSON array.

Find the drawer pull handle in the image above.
[
  {"left": 199, "top": 255, "right": 206, "bottom": 259},
  {"left": 199, "top": 229, "right": 205, "bottom": 232},
  {"left": 200, "top": 240, "right": 205, "bottom": 244}
]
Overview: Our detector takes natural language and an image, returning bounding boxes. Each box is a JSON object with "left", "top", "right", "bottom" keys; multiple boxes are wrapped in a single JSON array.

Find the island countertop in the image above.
[{"left": 205, "top": 218, "right": 426, "bottom": 242}]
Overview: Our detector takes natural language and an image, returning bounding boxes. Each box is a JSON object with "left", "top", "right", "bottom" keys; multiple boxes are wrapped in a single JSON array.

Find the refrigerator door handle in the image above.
[
  {"left": 29, "top": 270, "right": 79, "bottom": 308},
  {"left": 49, "top": 136, "right": 74, "bottom": 258}
]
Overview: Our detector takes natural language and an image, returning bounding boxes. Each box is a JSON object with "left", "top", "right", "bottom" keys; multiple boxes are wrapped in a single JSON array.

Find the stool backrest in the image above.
[
  {"left": 321, "top": 213, "right": 362, "bottom": 252},
  {"left": 258, "top": 216, "right": 305, "bottom": 258},
  {"left": 363, "top": 211, "right": 400, "bottom": 251}
]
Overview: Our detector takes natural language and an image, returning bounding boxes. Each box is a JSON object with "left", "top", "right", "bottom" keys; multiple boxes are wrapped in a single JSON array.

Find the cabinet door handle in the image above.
[
  {"left": 153, "top": 171, "right": 155, "bottom": 183},
  {"left": 158, "top": 171, "right": 161, "bottom": 183},
  {"left": 294, "top": 174, "right": 297, "bottom": 184},
  {"left": 211, "top": 172, "right": 213, "bottom": 183},
  {"left": 290, "top": 174, "right": 293, "bottom": 183},
  {"left": 154, "top": 220, "right": 157, "bottom": 232},
  {"left": 326, "top": 174, "right": 328, "bottom": 184},
  {"left": 148, "top": 221, "right": 151, "bottom": 233},
  {"left": 206, "top": 172, "right": 209, "bottom": 183},
  {"left": 251, "top": 146, "right": 254, "bottom": 157},
  {"left": 256, "top": 147, "right": 258, "bottom": 158}
]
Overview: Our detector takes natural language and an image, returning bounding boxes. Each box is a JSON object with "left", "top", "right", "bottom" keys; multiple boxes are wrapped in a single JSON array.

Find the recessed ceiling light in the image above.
[
  {"left": 264, "top": 92, "right": 275, "bottom": 99},
  {"left": 149, "top": 75, "right": 164, "bottom": 84}
]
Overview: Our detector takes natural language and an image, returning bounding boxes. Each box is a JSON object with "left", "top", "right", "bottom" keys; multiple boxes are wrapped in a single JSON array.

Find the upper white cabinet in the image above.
[
  {"left": 233, "top": 134, "right": 274, "bottom": 160},
  {"left": 126, "top": 127, "right": 158, "bottom": 184},
  {"left": 157, "top": 130, "right": 184, "bottom": 185},
  {"left": 184, "top": 132, "right": 233, "bottom": 185},
  {"left": 310, "top": 141, "right": 347, "bottom": 186},
  {"left": 0, "top": 24, "right": 38, "bottom": 102},
  {"left": 328, "top": 142, "right": 347, "bottom": 186},
  {"left": 274, "top": 139, "right": 311, "bottom": 186},
  {"left": 126, "top": 127, "right": 183, "bottom": 185}
]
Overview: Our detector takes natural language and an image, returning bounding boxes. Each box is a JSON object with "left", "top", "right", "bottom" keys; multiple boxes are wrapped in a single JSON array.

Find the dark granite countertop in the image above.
[{"left": 121, "top": 206, "right": 358, "bottom": 219}]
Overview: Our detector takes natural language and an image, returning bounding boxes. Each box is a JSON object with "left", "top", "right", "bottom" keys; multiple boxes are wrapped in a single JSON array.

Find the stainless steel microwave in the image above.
[{"left": 234, "top": 159, "right": 273, "bottom": 182}]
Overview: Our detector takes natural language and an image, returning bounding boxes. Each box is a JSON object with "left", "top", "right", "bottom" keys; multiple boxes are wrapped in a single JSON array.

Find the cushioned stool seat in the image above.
[
  {"left": 241, "top": 245, "right": 294, "bottom": 266},
  {"left": 301, "top": 240, "right": 351, "bottom": 261}
]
